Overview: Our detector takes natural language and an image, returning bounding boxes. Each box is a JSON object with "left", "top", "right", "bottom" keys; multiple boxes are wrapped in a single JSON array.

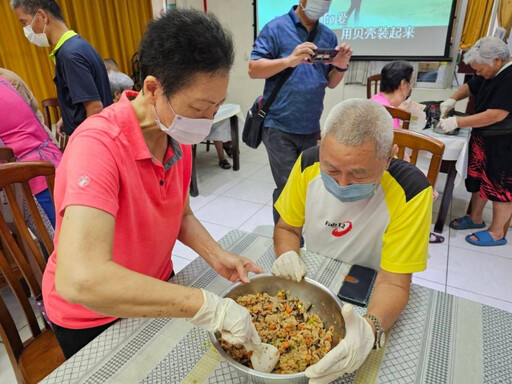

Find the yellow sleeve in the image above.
[
  {"left": 274, "top": 154, "right": 310, "bottom": 228},
  {"left": 380, "top": 186, "right": 432, "bottom": 273}
]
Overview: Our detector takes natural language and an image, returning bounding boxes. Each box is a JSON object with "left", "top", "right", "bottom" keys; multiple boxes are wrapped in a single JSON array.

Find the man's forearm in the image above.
[
  {"left": 327, "top": 68, "right": 345, "bottom": 88},
  {"left": 366, "top": 274, "right": 410, "bottom": 331},
  {"left": 273, "top": 223, "right": 301, "bottom": 257},
  {"left": 249, "top": 58, "right": 291, "bottom": 79}
]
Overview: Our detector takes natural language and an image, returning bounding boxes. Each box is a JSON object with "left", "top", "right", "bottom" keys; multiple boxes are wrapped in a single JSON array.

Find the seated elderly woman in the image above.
[
  {"left": 439, "top": 37, "right": 512, "bottom": 246},
  {"left": 108, "top": 70, "right": 134, "bottom": 102},
  {"left": 370, "top": 60, "right": 414, "bottom": 129}
]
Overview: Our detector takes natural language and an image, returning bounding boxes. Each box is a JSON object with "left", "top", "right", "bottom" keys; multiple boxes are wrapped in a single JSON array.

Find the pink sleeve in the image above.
[{"left": 56, "top": 131, "right": 120, "bottom": 218}]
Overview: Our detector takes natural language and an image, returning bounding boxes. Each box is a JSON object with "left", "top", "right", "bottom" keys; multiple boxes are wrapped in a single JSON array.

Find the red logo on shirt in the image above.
[{"left": 325, "top": 220, "right": 353, "bottom": 237}]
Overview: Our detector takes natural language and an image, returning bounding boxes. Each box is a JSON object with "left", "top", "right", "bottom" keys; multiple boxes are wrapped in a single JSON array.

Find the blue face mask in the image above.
[{"left": 320, "top": 169, "right": 377, "bottom": 202}]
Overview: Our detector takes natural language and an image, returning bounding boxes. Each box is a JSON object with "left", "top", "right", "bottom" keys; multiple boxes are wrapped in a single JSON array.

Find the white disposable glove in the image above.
[
  {"left": 188, "top": 289, "right": 261, "bottom": 345},
  {"left": 440, "top": 98, "right": 456, "bottom": 117},
  {"left": 437, "top": 116, "right": 459, "bottom": 133},
  {"left": 305, "top": 304, "right": 375, "bottom": 384},
  {"left": 271, "top": 250, "right": 307, "bottom": 282}
]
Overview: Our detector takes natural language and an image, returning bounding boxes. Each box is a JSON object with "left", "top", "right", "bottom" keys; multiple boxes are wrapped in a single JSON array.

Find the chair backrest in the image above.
[
  {"left": 366, "top": 74, "right": 381, "bottom": 99},
  {"left": 0, "top": 248, "right": 65, "bottom": 384},
  {"left": 0, "top": 146, "right": 15, "bottom": 163},
  {"left": 42, "top": 98, "right": 68, "bottom": 151},
  {"left": 393, "top": 129, "right": 445, "bottom": 187},
  {"left": 384, "top": 105, "right": 411, "bottom": 130},
  {"left": 0, "top": 162, "right": 55, "bottom": 296}
]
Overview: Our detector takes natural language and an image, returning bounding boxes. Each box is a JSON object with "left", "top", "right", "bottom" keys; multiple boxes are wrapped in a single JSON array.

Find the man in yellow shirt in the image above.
[{"left": 272, "top": 99, "right": 431, "bottom": 383}]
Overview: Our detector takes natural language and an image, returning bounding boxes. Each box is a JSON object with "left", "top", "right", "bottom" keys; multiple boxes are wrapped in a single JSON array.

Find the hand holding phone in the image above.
[
  {"left": 337, "top": 265, "right": 377, "bottom": 307},
  {"left": 310, "top": 48, "right": 338, "bottom": 63}
]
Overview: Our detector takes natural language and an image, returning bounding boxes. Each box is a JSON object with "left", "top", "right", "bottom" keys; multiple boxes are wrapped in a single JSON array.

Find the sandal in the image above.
[
  {"left": 219, "top": 159, "right": 231, "bottom": 169},
  {"left": 223, "top": 143, "right": 234, "bottom": 158},
  {"left": 429, "top": 232, "right": 444, "bottom": 244},
  {"left": 449, "top": 215, "right": 486, "bottom": 230},
  {"left": 465, "top": 230, "right": 507, "bottom": 246}
]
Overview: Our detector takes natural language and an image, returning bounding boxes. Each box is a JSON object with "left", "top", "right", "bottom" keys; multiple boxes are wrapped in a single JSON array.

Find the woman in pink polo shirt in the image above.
[
  {"left": 370, "top": 60, "right": 414, "bottom": 129},
  {"left": 42, "top": 9, "right": 264, "bottom": 359},
  {"left": 0, "top": 76, "right": 62, "bottom": 227}
]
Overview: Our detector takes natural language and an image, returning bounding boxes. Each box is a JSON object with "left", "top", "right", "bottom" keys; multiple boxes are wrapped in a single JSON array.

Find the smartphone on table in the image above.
[
  {"left": 337, "top": 264, "right": 377, "bottom": 307},
  {"left": 310, "top": 48, "right": 338, "bottom": 63}
]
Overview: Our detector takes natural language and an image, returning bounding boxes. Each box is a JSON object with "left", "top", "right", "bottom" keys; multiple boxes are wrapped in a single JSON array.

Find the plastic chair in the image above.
[
  {"left": 0, "top": 161, "right": 63, "bottom": 384},
  {"left": 366, "top": 74, "right": 381, "bottom": 99},
  {"left": 393, "top": 129, "right": 445, "bottom": 188},
  {"left": 42, "top": 98, "right": 68, "bottom": 151},
  {"left": 384, "top": 105, "right": 411, "bottom": 130}
]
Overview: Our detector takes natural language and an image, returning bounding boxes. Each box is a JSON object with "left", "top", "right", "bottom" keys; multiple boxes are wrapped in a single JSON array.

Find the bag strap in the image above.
[{"left": 258, "top": 26, "right": 319, "bottom": 118}]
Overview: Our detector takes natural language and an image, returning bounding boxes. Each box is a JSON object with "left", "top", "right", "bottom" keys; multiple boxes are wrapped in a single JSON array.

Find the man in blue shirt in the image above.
[
  {"left": 11, "top": 0, "right": 112, "bottom": 136},
  {"left": 249, "top": 0, "right": 352, "bottom": 223}
]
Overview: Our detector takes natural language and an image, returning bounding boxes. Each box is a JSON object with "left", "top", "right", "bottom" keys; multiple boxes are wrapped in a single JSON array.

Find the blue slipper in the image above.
[
  {"left": 449, "top": 215, "right": 486, "bottom": 230},
  {"left": 465, "top": 230, "right": 507, "bottom": 246}
]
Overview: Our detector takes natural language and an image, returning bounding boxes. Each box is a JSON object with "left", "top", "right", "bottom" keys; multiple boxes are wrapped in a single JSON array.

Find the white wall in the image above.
[{"left": 181, "top": 0, "right": 466, "bottom": 125}]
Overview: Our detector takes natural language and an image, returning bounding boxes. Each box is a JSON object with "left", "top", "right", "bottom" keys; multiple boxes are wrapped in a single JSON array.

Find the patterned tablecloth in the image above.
[{"left": 41, "top": 230, "right": 512, "bottom": 384}]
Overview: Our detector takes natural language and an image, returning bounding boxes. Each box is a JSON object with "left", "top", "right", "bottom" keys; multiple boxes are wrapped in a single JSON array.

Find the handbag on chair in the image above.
[{"left": 242, "top": 27, "right": 319, "bottom": 149}]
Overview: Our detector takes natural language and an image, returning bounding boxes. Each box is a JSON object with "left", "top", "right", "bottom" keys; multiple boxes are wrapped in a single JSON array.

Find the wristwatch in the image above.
[
  {"left": 334, "top": 64, "right": 349, "bottom": 72},
  {"left": 363, "top": 313, "right": 386, "bottom": 350}
]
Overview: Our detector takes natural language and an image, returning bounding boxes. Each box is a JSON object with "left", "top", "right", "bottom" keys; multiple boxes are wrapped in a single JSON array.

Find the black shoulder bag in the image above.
[{"left": 242, "top": 27, "right": 319, "bottom": 149}]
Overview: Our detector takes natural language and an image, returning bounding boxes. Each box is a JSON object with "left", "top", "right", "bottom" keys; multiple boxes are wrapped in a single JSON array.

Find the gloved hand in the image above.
[
  {"left": 271, "top": 250, "right": 307, "bottom": 282},
  {"left": 437, "top": 116, "right": 459, "bottom": 133},
  {"left": 305, "top": 304, "right": 375, "bottom": 383},
  {"left": 188, "top": 289, "right": 261, "bottom": 345},
  {"left": 440, "top": 98, "right": 456, "bottom": 117}
]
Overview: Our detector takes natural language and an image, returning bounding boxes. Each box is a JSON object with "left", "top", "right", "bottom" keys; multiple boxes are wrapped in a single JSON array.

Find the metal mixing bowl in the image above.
[{"left": 209, "top": 273, "right": 345, "bottom": 384}]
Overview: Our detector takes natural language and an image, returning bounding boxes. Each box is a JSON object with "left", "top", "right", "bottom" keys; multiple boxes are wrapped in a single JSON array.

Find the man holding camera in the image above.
[{"left": 249, "top": 0, "right": 352, "bottom": 224}]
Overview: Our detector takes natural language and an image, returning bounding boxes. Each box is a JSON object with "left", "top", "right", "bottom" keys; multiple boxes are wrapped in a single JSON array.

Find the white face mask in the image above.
[
  {"left": 301, "top": 0, "right": 331, "bottom": 20},
  {"left": 23, "top": 14, "right": 49, "bottom": 47},
  {"left": 155, "top": 99, "right": 213, "bottom": 145}
]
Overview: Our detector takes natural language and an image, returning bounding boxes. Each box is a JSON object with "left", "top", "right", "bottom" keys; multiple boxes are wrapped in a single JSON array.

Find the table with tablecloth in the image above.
[
  {"left": 419, "top": 128, "right": 471, "bottom": 233},
  {"left": 41, "top": 230, "right": 511, "bottom": 384},
  {"left": 190, "top": 103, "right": 244, "bottom": 197}
]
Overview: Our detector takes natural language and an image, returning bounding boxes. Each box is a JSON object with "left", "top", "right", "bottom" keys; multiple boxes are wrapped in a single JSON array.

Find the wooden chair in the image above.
[
  {"left": 366, "top": 74, "right": 381, "bottom": 99},
  {"left": 42, "top": 98, "right": 68, "bottom": 151},
  {"left": 393, "top": 129, "right": 445, "bottom": 188},
  {"left": 0, "top": 162, "right": 56, "bottom": 293},
  {"left": 0, "top": 248, "right": 65, "bottom": 384},
  {"left": 0, "top": 161, "right": 63, "bottom": 384},
  {"left": 0, "top": 146, "right": 15, "bottom": 163},
  {"left": 0, "top": 146, "right": 22, "bottom": 290},
  {"left": 384, "top": 105, "right": 411, "bottom": 130}
]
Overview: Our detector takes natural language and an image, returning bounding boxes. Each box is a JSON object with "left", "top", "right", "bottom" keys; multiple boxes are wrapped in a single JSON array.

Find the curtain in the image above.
[
  {"left": 0, "top": 0, "right": 153, "bottom": 108},
  {"left": 497, "top": 0, "right": 512, "bottom": 39},
  {"left": 459, "top": 0, "right": 495, "bottom": 49}
]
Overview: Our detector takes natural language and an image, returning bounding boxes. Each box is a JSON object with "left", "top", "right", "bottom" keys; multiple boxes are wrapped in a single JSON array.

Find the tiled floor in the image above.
[{"left": 1, "top": 140, "right": 511, "bottom": 383}]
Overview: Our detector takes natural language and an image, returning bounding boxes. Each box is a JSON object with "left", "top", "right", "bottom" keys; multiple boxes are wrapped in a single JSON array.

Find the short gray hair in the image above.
[
  {"left": 108, "top": 71, "right": 134, "bottom": 94},
  {"left": 464, "top": 37, "right": 510, "bottom": 66},
  {"left": 322, "top": 99, "right": 394, "bottom": 159},
  {"left": 10, "top": 0, "right": 65, "bottom": 21}
]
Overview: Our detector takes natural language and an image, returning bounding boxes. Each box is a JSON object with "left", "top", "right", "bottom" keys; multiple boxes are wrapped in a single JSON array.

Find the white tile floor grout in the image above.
[{"left": 1, "top": 140, "right": 511, "bottom": 383}]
